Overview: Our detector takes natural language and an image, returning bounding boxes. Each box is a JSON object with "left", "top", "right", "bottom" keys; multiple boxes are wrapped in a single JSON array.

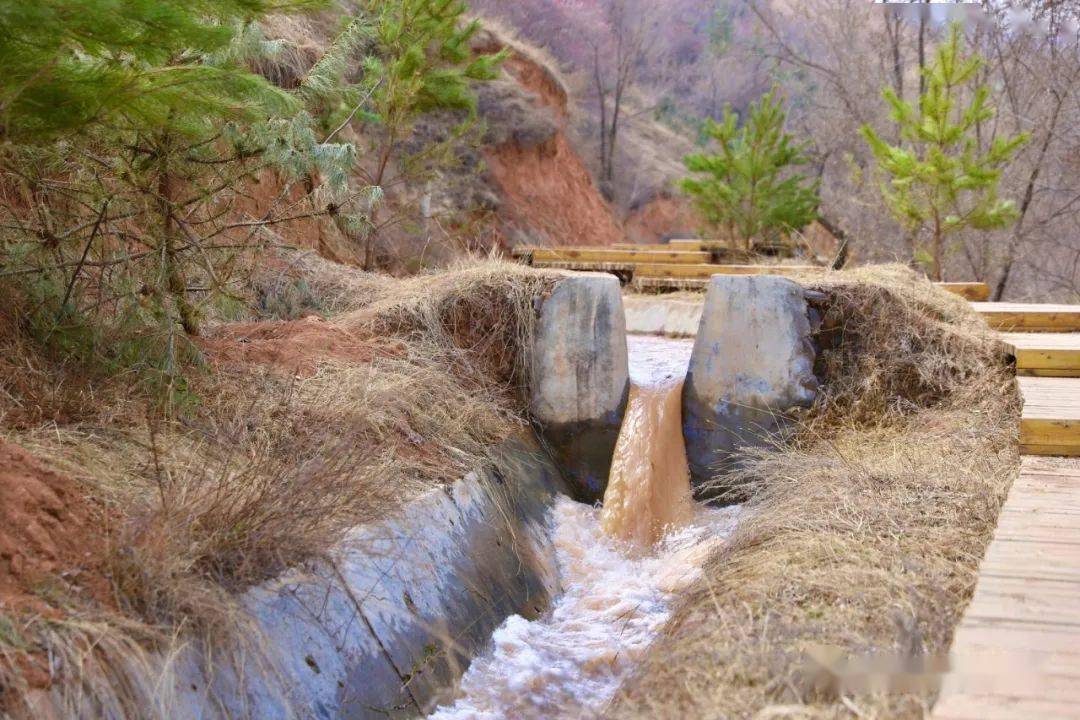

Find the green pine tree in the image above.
[
  {"left": 0, "top": 0, "right": 329, "bottom": 143},
  {"left": 1, "top": 0, "right": 360, "bottom": 409},
  {"left": 680, "top": 88, "right": 819, "bottom": 252},
  {"left": 355, "top": 0, "right": 506, "bottom": 268},
  {"left": 861, "top": 23, "right": 1028, "bottom": 281}
]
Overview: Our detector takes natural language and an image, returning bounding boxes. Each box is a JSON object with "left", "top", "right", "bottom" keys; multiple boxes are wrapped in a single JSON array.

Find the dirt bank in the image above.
[
  {"left": 0, "top": 441, "right": 112, "bottom": 618},
  {"left": 623, "top": 194, "right": 702, "bottom": 244},
  {"left": 197, "top": 317, "right": 404, "bottom": 377},
  {"left": 0, "top": 258, "right": 559, "bottom": 716},
  {"left": 482, "top": 38, "right": 623, "bottom": 247}
]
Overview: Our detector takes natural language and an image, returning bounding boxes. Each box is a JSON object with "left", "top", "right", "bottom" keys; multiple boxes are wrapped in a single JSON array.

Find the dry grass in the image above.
[
  {"left": 342, "top": 257, "right": 561, "bottom": 385},
  {"left": 470, "top": 14, "right": 572, "bottom": 110},
  {"left": 607, "top": 265, "right": 1021, "bottom": 720},
  {"left": 254, "top": 9, "right": 348, "bottom": 89},
  {"left": 0, "top": 258, "right": 558, "bottom": 716}
]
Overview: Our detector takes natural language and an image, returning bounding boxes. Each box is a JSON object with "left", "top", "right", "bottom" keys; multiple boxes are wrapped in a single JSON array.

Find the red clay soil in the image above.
[
  {"left": 0, "top": 441, "right": 114, "bottom": 627},
  {"left": 484, "top": 46, "right": 623, "bottom": 247},
  {"left": 198, "top": 316, "right": 404, "bottom": 376},
  {"left": 502, "top": 54, "right": 568, "bottom": 118},
  {"left": 486, "top": 135, "right": 623, "bottom": 247},
  {"left": 235, "top": 170, "right": 359, "bottom": 266}
]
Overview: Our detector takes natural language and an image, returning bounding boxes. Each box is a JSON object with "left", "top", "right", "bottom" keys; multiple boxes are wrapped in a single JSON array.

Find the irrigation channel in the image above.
[{"left": 428, "top": 334, "right": 741, "bottom": 719}]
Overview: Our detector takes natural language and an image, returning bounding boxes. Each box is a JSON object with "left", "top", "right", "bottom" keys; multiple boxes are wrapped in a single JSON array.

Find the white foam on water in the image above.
[
  {"left": 426, "top": 497, "right": 739, "bottom": 720},
  {"left": 625, "top": 334, "right": 695, "bottom": 389},
  {"left": 426, "top": 335, "right": 731, "bottom": 720}
]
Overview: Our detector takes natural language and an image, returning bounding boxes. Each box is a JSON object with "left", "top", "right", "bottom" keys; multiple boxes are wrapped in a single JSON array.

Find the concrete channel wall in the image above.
[
  {"left": 30, "top": 437, "right": 567, "bottom": 720},
  {"left": 529, "top": 273, "right": 629, "bottom": 504},
  {"left": 682, "top": 276, "right": 819, "bottom": 494}
]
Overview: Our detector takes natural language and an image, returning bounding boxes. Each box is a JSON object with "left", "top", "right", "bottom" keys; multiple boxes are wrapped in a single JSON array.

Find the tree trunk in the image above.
[
  {"left": 917, "top": 0, "right": 928, "bottom": 97},
  {"left": 993, "top": 90, "right": 1066, "bottom": 301},
  {"left": 157, "top": 141, "right": 199, "bottom": 336},
  {"left": 593, "top": 47, "right": 609, "bottom": 190},
  {"left": 365, "top": 141, "right": 395, "bottom": 271},
  {"left": 931, "top": 213, "right": 943, "bottom": 282},
  {"left": 817, "top": 213, "right": 851, "bottom": 270}
]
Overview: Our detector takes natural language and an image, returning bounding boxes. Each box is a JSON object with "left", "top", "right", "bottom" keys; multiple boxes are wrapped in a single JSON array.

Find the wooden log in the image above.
[
  {"left": 530, "top": 248, "right": 711, "bottom": 265},
  {"left": 973, "top": 303, "right": 1080, "bottom": 332},
  {"left": 938, "top": 282, "right": 991, "bottom": 301}
]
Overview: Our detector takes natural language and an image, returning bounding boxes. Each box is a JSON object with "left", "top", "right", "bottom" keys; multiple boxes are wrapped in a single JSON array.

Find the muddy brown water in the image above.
[{"left": 427, "top": 335, "right": 740, "bottom": 720}]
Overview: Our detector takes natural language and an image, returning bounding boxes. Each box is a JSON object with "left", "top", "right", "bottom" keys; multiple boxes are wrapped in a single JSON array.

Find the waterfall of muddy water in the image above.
[
  {"left": 427, "top": 335, "right": 740, "bottom": 720},
  {"left": 600, "top": 335, "right": 696, "bottom": 546}
]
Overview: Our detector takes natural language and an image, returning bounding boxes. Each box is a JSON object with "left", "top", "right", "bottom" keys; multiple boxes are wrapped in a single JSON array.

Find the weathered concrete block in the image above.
[
  {"left": 529, "top": 273, "right": 629, "bottom": 503},
  {"left": 683, "top": 275, "right": 818, "bottom": 495}
]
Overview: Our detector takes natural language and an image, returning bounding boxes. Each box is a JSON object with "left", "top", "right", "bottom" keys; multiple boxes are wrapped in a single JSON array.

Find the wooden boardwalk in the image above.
[
  {"left": 936, "top": 303, "right": 1080, "bottom": 719},
  {"left": 934, "top": 458, "right": 1080, "bottom": 719},
  {"left": 514, "top": 243, "right": 988, "bottom": 299}
]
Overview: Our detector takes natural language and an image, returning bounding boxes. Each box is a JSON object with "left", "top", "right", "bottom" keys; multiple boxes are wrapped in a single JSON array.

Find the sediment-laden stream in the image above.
[{"left": 427, "top": 335, "right": 740, "bottom": 720}]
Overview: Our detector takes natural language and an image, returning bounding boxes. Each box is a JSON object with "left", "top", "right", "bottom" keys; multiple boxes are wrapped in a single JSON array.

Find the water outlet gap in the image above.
[{"left": 427, "top": 335, "right": 740, "bottom": 720}]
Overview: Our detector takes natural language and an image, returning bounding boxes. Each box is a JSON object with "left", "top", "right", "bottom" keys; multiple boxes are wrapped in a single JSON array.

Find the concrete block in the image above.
[
  {"left": 683, "top": 275, "right": 818, "bottom": 495},
  {"left": 530, "top": 273, "right": 629, "bottom": 503}
]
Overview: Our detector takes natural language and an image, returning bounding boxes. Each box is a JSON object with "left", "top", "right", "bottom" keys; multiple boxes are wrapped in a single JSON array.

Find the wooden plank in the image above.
[
  {"left": 1021, "top": 419, "right": 1080, "bottom": 444},
  {"left": 1015, "top": 371, "right": 1080, "bottom": 382},
  {"left": 1019, "top": 377, "right": 1080, "bottom": 455},
  {"left": 634, "top": 263, "right": 823, "bottom": 279},
  {"left": 616, "top": 242, "right": 756, "bottom": 262},
  {"left": 933, "top": 457, "right": 1080, "bottom": 719},
  {"left": 949, "top": 619, "right": 1080, "bottom": 659},
  {"left": 994, "top": 512, "right": 1080, "bottom": 542},
  {"left": 979, "top": 543, "right": 1080, "bottom": 582},
  {"left": 668, "top": 239, "right": 709, "bottom": 249},
  {"left": 531, "top": 260, "right": 636, "bottom": 273},
  {"left": 632, "top": 276, "right": 999, "bottom": 298},
  {"left": 1002, "top": 333, "right": 1080, "bottom": 375},
  {"left": 531, "top": 248, "right": 711, "bottom": 264},
  {"left": 629, "top": 277, "right": 710, "bottom": 292},
  {"left": 938, "top": 282, "right": 991, "bottom": 301},
  {"left": 974, "top": 302, "right": 1080, "bottom": 332},
  {"left": 611, "top": 243, "right": 683, "bottom": 251},
  {"left": 1020, "top": 444, "right": 1080, "bottom": 457},
  {"left": 935, "top": 692, "right": 1080, "bottom": 720}
]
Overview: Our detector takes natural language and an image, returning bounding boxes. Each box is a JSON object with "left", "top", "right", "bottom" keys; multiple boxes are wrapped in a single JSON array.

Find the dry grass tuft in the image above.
[
  {"left": 469, "top": 14, "right": 572, "bottom": 110},
  {"left": 254, "top": 10, "right": 346, "bottom": 89},
  {"left": 341, "top": 257, "right": 562, "bottom": 387},
  {"left": 608, "top": 264, "right": 1021, "bottom": 720},
  {"left": 806, "top": 264, "right": 1010, "bottom": 425}
]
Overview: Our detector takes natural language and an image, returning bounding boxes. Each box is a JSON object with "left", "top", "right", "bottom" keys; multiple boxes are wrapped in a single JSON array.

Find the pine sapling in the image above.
[{"left": 861, "top": 23, "right": 1028, "bottom": 281}]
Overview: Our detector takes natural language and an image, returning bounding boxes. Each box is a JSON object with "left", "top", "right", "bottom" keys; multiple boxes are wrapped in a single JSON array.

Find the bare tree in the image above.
[{"left": 589, "top": 0, "right": 662, "bottom": 196}]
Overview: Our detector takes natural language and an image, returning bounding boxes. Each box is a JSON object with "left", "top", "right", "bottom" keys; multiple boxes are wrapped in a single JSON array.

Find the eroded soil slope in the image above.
[{"left": 483, "top": 50, "right": 623, "bottom": 247}]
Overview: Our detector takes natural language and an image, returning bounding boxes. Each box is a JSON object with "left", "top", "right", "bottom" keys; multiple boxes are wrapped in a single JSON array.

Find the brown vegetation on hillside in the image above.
[{"left": 608, "top": 266, "right": 1021, "bottom": 719}]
